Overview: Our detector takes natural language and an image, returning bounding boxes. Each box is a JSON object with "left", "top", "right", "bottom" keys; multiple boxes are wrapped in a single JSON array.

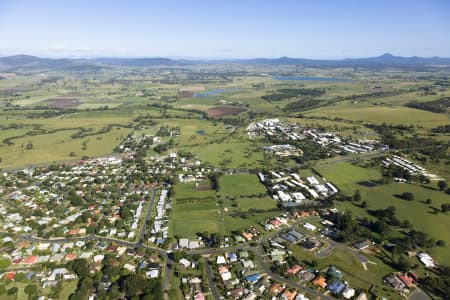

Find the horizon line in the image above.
[{"left": 1, "top": 52, "right": 449, "bottom": 61}]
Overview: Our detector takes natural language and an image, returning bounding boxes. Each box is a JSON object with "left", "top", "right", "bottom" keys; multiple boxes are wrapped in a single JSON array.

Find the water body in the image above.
[
  {"left": 194, "top": 87, "right": 242, "bottom": 98},
  {"left": 273, "top": 76, "right": 354, "bottom": 82}
]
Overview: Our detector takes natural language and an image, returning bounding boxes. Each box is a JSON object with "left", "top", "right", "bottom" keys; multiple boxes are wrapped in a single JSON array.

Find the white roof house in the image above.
[
  {"left": 342, "top": 288, "right": 356, "bottom": 299},
  {"left": 277, "top": 191, "right": 292, "bottom": 202},
  {"left": 417, "top": 252, "right": 436, "bottom": 268},
  {"left": 146, "top": 269, "right": 159, "bottom": 278},
  {"left": 306, "top": 176, "right": 320, "bottom": 185},
  {"left": 178, "top": 238, "right": 189, "bottom": 248},
  {"left": 216, "top": 256, "right": 226, "bottom": 264},
  {"left": 179, "top": 258, "right": 191, "bottom": 268},
  {"left": 303, "top": 223, "right": 317, "bottom": 231},
  {"left": 221, "top": 271, "right": 232, "bottom": 281}
]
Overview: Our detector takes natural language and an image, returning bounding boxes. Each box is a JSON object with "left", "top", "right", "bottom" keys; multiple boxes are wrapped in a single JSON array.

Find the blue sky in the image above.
[{"left": 0, "top": 0, "right": 449, "bottom": 58}]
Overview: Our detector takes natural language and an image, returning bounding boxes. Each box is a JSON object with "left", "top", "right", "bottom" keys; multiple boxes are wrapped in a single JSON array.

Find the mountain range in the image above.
[{"left": 1, "top": 53, "right": 450, "bottom": 70}]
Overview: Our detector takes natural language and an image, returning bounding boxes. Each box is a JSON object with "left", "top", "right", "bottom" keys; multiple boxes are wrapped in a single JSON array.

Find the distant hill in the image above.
[
  {"left": 0, "top": 55, "right": 94, "bottom": 71},
  {"left": 93, "top": 57, "right": 187, "bottom": 66},
  {"left": 233, "top": 53, "right": 450, "bottom": 68},
  {"left": 1, "top": 53, "right": 450, "bottom": 70}
]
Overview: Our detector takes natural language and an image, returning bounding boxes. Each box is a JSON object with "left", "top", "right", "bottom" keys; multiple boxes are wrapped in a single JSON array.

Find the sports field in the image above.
[{"left": 169, "top": 175, "right": 278, "bottom": 238}]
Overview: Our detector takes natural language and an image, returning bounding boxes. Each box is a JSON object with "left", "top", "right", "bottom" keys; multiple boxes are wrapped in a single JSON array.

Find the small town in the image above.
[
  {"left": 1, "top": 2, "right": 450, "bottom": 299},
  {"left": 0, "top": 128, "right": 444, "bottom": 300}
]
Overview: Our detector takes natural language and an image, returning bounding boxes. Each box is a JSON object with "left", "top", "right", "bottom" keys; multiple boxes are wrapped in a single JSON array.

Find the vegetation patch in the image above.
[
  {"left": 206, "top": 105, "right": 248, "bottom": 117},
  {"left": 262, "top": 88, "right": 325, "bottom": 102},
  {"left": 39, "top": 97, "right": 82, "bottom": 109},
  {"left": 406, "top": 97, "right": 450, "bottom": 114}
]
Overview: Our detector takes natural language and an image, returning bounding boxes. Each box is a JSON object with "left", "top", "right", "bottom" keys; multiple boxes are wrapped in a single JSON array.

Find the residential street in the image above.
[
  {"left": 2, "top": 205, "right": 372, "bottom": 299},
  {"left": 204, "top": 258, "right": 221, "bottom": 300}
]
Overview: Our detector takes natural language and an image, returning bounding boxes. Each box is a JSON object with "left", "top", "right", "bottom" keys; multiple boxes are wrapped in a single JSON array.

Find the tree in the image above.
[
  {"left": 425, "top": 198, "right": 432, "bottom": 204},
  {"left": 400, "top": 192, "right": 414, "bottom": 201},
  {"left": 7, "top": 287, "right": 18, "bottom": 296},
  {"left": 14, "top": 272, "right": 25, "bottom": 282},
  {"left": 401, "top": 219, "right": 412, "bottom": 229},
  {"left": 391, "top": 245, "right": 400, "bottom": 261},
  {"left": 437, "top": 240, "right": 446, "bottom": 247},
  {"left": 438, "top": 181, "right": 448, "bottom": 191},
  {"left": 0, "top": 258, "right": 11, "bottom": 270},
  {"left": 24, "top": 284, "right": 38, "bottom": 296},
  {"left": 353, "top": 190, "right": 362, "bottom": 202},
  {"left": 361, "top": 201, "right": 368, "bottom": 208},
  {"left": 120, "top": 274, "right": 147, "bottom": 297},
  {"left": 120, "top": 206, "right": 132, "bottom": 219},
  {"left": 68, "top": 258, "right": 90, "bottom": 278},
  {"left": 396, "top": 255, "right": 411, "bottom": 272}
]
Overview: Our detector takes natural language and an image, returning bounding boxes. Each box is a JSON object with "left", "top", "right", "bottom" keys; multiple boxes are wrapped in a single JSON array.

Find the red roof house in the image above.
[{"left": 24, "top": 256, "right": 37, "bottom": 265}]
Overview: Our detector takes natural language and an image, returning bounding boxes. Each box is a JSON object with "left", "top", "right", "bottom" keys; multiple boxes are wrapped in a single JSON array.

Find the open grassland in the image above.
[
  {"left": 307, "top": 105, "right": 449, "bottom": 129},
  {"left": 315, "top": 162, "right": 450, "bottom": 264},
  {"left": 0, "top": 126, "right": 130, "bottom": 169},
  {"left": 182, "top": 141, "right": 265, "bottom": 168},
  {"left": 314, "top": 162, "right": 382, "bottom": 194},
  {"left": 0, "top": 109, "right": 139, "bottom": 169}
]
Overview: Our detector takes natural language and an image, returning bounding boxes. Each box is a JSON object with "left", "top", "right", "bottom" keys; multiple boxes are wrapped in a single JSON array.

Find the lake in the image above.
[{"left": 194, "top": 87, "right": 242, "bottom": 98}]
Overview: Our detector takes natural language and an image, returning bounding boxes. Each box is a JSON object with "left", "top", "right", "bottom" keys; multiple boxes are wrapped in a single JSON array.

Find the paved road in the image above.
[
  {"left": 161, "top": 252, "right": 171, "bottom": 300},
  {"left": 295, "top": 228, "right": 369, "bottom": 264},
  {"left": 253, "top": 245, "right": 333, "bottom": 300},
  {"left": 407, "top": 289, "right": 430, "bottom": 300},
  {"left": 137, "top": 188, "right": 159, "bottom": 246},
  {"left": 0, "top": 211, "right": 367, "bottom": 299},
  {"left": 204, "top": 258, "right": 221, "bottom": 300},
  {"left": 316, "top": 243, "right": 335, "bottom": 258}
]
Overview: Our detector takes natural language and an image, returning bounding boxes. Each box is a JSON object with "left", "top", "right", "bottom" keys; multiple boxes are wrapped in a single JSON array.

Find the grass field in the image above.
[
  {"left": 170, "top": 199, "right": 221, "bottom": 237},
  {"left": 236, "top": 197, "right": 277, "bottom": 211},
  {"left": 219, "top": 174, "right": 267, "bottom": 197},
  {"left": 172, "top": 181, "right": 216, "bottom": 199},
  {"left": 170, "top": 202, "right": 279, "bottom": 238},
  {"left": 1, "top": 279, "right": 78, "bottom": 300},
  {"left": 169, "top": 177, "right": 277, "bottom": 238}
]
